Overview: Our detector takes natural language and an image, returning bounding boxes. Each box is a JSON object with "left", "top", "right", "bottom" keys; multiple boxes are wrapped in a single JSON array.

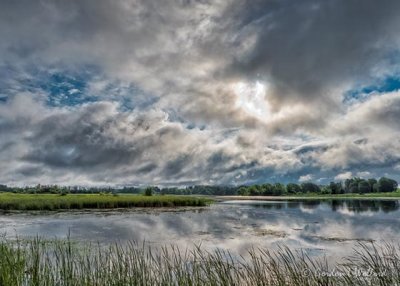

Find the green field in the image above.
[{"left": 0, "top": 193, "right": 212, "bottom": 210}]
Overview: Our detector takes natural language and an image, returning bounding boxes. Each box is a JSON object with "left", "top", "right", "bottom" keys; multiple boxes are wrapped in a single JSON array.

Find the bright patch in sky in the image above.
[{"left": 234, "top": 81, "right": 270, "bottom": 121}]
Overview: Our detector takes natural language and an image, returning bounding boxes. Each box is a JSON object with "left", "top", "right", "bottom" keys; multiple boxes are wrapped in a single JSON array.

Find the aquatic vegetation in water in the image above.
[
  {"left": 309, "top": 235, "right": 375, "bottom": 243},
  {"left": 253, "top": 228, "right": 288, "bottom": 238}
]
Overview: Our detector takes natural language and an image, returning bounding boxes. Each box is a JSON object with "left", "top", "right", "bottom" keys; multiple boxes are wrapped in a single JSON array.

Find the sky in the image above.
[{"left": 1, "top": 0, "right": 400, "bottom": 187}]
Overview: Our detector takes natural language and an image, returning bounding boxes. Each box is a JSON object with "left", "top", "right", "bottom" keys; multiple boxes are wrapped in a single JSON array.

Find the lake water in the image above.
[{"left": 1, "top": 199, "right": 399, "bottom": 261}]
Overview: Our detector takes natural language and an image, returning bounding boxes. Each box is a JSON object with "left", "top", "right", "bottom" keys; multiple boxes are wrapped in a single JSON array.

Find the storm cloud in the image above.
[{"left": 0, "top": 0, "right": 400, "bottom": 186}]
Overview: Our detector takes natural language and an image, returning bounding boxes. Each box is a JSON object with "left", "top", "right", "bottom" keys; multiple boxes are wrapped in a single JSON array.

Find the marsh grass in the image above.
[
  {"left": 0, "top": 238, "right": 399, "bottom": 286},
  {"left": 0, "top": 193, "right": 212, "bottom": 210}
]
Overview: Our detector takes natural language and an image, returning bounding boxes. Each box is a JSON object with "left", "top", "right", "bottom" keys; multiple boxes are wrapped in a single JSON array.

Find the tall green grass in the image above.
[
  {"left": 0, "top": 238, "right": 399, "bottom": 285},
  {"left": 0, "top": 193, "right": 212, "bottom": 210}
]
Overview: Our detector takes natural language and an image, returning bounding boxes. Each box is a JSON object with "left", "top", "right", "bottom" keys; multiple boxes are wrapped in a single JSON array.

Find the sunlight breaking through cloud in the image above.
[{"left": 0, "top": 0, "right": 400, "bottom": 186}]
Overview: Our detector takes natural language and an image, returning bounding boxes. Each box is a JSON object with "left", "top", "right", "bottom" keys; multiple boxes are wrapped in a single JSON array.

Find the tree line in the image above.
[
  {"left": 0, "top": 176, "right": 398, "bottom": 196},
  {"left": 0, "top": 184, "right": 237, "bottom": 196},
  {"left": 237, "top": 177, "right": 398, "bottom": 196}
]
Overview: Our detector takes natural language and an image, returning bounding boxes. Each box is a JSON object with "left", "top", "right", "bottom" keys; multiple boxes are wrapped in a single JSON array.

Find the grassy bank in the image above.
[
  {"left": 0, "top": 193, "right": 212, "bottom": 210},
  {"left": 0, "top": 238, "right": 399, "bottom": 285}
]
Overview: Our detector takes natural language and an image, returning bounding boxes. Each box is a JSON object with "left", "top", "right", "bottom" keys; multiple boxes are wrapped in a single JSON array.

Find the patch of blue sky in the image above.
[
  {"left": 0, "top": 64, "right": 158, "bottom": 110},
  {"left": 40, "top": 72, "right": 94, "bottom": 107},
  {"left": 0, "top": 64, "right": 96, "bottom": 106},
  {"left": 344, "top": 76, "right": 400, "bottom": 104}
]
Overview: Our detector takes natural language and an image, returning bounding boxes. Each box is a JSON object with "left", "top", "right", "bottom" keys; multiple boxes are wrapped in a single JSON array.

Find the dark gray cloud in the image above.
[
  {"left": 0, "top": 0, "right": 400, "bottom": 185},
  {"left": 230, "top": 0, "right": 400, "bottom": 102},
  {"left": 0, "top": 94, "right": 268, "bottom": 185}
]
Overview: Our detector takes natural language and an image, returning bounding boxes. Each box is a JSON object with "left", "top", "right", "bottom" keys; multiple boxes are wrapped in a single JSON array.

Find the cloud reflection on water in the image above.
[{"left": 0, "top": 200, "right": 399, "bottom": 261}]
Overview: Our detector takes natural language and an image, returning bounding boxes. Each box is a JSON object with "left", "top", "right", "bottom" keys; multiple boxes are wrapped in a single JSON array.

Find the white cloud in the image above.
[
  {"left": 1, "top": 0, "right": 400, "bottom": 185},
  {"left": 356, "top": 171, "right": 372, "bottom": 178},
  {"left": 334, "top": 172, "right": 353, "bottom": 181},
  {"left": 299, "top": 174, "right": 313, "bottom": 182},
  {"left": 68, "top": 88, "right": 79, "bottom": 95}
]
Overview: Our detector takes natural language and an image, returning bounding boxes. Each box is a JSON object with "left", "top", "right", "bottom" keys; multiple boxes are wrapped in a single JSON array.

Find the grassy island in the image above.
[{"left": 0, "top": 193, "right": 212, "bottom": 211}]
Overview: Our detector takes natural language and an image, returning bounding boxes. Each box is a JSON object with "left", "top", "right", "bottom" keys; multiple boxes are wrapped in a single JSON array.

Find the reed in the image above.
[
  {"left": 0, "top": 193, "right": 212, "bottom": 210},
  {"left": 0, "top": 237, "right": 398, "bottom": 285}
]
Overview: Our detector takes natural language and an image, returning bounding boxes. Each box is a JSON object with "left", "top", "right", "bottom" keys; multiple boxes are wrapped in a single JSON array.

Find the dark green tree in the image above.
[
  {"left": 378, "top": 177, "right": 398, "bottom": 192},
  {"left": 248, "top": 185, "right": 261, "bottom": 196},
  {"left": 273, "top": 183, "right": 285, "bottom": 196},
  {"left": 261, "top": 184, "right": 274, "bottom": 195},
  {"left": 368, "top": 178, "right": 377, "bottom": 191},
  {"left": 144, "top": 187, "right": 154, "bottom": 196},
  {"left": 238, "top": 186, "right": 249, "bottom": 196},
  {"left": 300, "top": 182, "right": 320, "bottom": 193},
  {"left": 344, "top": 179, "right": 352, "bottom": 192},
  {"left": 321, "top": 186, "right": 332, "bottom": 194},
  {"left": 349, "top": 182, "right": 359, "bottom": 193},
  {"left": 358, "top": 180, "right": 371, "bottom": 194},
  {"left": 329, "top": 182, "right": 343, "bottom": 194},
  {"left": 286, "top": 183, "right": 301, "bottom": 194}
]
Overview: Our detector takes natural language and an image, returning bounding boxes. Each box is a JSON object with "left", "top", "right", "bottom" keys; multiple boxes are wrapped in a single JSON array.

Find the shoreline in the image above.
[{"left": 216, "top": 195, "right": 400, "bottom": 201}]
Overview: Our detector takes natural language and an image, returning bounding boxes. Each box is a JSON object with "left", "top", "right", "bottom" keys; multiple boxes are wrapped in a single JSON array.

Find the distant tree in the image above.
[
  {"left": 349, "top": 182, "right": 359, "bottom": 193},
  {"left": 247, "top": 185, "right": 261, "bottom": 196},
  {"left": 321, "top": 186, "right": 332, "bottom": 194},
  {"left": 378, "top": 177, "right": 398, "bottom": 193},
  {"left": 0, "top": 184, "right": 8, "bottom": 192},
  {"left": 144, "top": 187, "right": 154, "bottom": 196},
  {"left": 238, "top": 186, "right": 249, "bottom": 196},
  {"left": 358, "top": 180, "right": 371, "bottom": 194},
  {"left": 344, "top": 179, "right": 352, "bottom": 193},
  {"left": 368, "top": 179, "right": 377, "bottom": 191},
  {"left": 286, "top": 183, "right": 301, "bottom": 194},
  {"left": 329, "top": 182, "right": 343, "bottom": 194},
  {"left": 261, "top": 184, "right": 274, "bottom": 195},
  {"left": 273, "top": 183, "right": 285, "bottom": 196},
  {"left": 300, "top": 182, "right": 320, "bottom": 193}
]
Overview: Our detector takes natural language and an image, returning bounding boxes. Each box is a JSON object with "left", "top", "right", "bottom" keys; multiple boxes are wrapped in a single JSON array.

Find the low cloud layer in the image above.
[{"left": 0, "top": 0, "right": 400, "bottom": 186}]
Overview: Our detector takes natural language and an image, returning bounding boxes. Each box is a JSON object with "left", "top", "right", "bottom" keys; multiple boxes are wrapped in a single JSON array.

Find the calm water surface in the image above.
[{"left": 1, "top": 199, "right": 399, "bottom": 260}]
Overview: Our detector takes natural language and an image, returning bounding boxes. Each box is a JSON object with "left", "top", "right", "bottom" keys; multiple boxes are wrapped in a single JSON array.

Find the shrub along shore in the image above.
[
  {"left": 0, "top": 238, "right": 399, "bottom": 286},
  {"left": 0, "top": 193, "right": 212, "bottom": 211}
]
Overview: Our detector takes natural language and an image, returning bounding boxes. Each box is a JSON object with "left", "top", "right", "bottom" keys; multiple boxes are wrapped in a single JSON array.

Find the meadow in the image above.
[
  {"left": 0, "top": 193, "right": 212, "bottom": 211},
  {"left": 0, "top": 238, "right": 399, "bottom": 286}
]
